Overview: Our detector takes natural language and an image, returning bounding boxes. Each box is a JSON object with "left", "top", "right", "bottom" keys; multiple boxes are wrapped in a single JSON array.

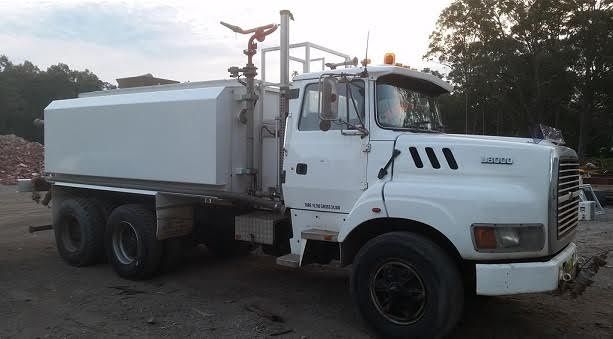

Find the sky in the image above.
[{"left": 0, "top": 0, "right": 453, "bottom": 85}]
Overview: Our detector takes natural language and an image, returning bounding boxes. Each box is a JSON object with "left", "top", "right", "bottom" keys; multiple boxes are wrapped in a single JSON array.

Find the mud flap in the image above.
[{"left": 155, "top": 194, "right": 194, "bottom": 240}]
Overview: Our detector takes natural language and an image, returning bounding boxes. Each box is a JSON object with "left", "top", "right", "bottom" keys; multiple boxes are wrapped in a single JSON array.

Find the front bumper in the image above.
[{"left": 475, "top": 242, "right": 577, "bottom": 295}]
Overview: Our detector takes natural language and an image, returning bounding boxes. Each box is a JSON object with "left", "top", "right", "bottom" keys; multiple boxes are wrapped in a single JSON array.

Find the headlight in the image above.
[{"left": 471, "top": 224, "right": 545, "bottom": 253}]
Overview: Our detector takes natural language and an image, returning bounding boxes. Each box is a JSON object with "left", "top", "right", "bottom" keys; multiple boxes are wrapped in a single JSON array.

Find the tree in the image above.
[
  {"left": 564, "top": 0, "right": 613, "bottom": 158},
  {"left": 425, "top": 0, "right": 613, "bottom": 159},
  {"left": 0, "top": 55, "right": 115, "bottom": 142}
]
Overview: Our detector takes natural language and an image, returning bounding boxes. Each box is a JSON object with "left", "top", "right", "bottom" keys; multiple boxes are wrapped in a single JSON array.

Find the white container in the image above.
[
  {"left": 578, "top": 201, "right": 596, "bottom": 221},
  {"left": 44, "top": 81, "right": 248, "bottom": 192}
]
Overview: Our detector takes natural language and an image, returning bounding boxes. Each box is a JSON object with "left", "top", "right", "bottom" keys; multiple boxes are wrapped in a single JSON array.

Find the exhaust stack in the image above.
[{"left": 277, "top": 9, "right": 293, "bottom": 195}]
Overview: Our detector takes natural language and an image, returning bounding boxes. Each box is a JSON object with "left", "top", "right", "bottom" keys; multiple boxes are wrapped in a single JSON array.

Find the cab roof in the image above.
[{"left": 293, "top": 65, "right": 453, "bottom": 94}]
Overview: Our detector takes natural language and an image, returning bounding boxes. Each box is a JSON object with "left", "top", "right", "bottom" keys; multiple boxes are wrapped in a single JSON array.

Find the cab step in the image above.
[
  {"left": 301, "top": 229, "right": 339, "bottom": 242},
  {"left": 276, "top": 254, "right": 300, "bottom": 268}
]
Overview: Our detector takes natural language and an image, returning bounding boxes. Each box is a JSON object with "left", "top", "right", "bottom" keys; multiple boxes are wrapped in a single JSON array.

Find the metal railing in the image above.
[{"left": 256, "top": 35, "right": 352, "bottom": 194}]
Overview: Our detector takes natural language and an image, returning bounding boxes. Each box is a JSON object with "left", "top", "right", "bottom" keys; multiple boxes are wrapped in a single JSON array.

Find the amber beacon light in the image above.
[{"left": 383, "top": 52, "right": 396, "bottom": 65}]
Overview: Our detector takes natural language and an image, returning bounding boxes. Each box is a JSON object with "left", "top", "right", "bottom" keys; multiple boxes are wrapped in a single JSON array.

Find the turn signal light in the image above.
[
  {"left": 473, "top": 226, "right": 497, "bottom": 249},
  {"left": 383, "top": 52, "right": 396, "bottom": 65}
]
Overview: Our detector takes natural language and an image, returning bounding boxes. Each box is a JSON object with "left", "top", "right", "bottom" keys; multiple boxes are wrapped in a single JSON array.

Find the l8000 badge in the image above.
[{"left": 481, "top": 156, "right": 513, "bottom": 165}]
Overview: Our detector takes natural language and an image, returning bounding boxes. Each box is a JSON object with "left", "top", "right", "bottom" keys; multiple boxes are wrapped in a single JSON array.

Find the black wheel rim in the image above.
[
  {"left": 61, "top": 216, "right": 82, "bottom": 252},
  {"left": 369, "top": 259, "right": 427, "bottom": 325},
  {"left": 112, "top": 221, "right": 139, "bottom": 265}
]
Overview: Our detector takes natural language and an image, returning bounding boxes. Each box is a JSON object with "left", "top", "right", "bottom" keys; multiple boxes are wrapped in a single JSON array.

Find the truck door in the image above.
[{"left": 283, "top": 80, "right": 368, "bottom": 214}]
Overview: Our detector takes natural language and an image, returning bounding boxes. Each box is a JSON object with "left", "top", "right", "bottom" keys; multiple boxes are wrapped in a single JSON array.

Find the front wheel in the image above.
[{"left": 351, "top": 232, "right": 464, "bottom": 339}]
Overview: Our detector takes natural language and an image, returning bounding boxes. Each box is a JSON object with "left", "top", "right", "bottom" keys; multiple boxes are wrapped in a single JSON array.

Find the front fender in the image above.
[
  {"left": 382, "top": 180, "right": 550, "bottom": 260},
  {"left": 382, "top": 181, "right": 467, "bottom": 255},
  {"left": 338, "top": 181, "right": 388, "bottom": 242}
]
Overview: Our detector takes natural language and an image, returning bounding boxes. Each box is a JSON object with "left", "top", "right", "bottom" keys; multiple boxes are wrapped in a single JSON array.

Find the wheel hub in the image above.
[
  {"left": 369, "top": 259, "right": 427, "bottom": 325},
  {"left": 112, "top": 221, "right": 139, "bottom": 265}
]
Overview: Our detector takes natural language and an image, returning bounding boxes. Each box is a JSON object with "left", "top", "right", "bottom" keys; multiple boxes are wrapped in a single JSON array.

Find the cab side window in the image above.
[
  {"left": 298, "top": 80, "right": 365, "bottom": 131},
  {"left": 299, "top": 84, "right": 324, "bottom": 131}
]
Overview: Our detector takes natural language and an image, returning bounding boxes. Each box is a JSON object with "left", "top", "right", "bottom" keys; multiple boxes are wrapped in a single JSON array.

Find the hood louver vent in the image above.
[
  {"left": 409, "top": 147, "right": 424, "bottom": 168},
  {"left": 408, "top": 147, "right": 458, "bottom": 170},
  {"left": 442, "top": 148, "right": 458, "bottom": 169}
]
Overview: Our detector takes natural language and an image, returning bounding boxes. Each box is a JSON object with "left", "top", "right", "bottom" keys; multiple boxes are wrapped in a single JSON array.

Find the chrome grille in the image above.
[{"left": 557, "top": 159, "right": 579, "bottom": 238}]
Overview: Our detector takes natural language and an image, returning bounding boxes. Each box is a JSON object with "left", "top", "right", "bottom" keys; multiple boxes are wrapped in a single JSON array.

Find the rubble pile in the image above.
[{"left": 0, "top": 134, "right": 44, "bottom": 185}]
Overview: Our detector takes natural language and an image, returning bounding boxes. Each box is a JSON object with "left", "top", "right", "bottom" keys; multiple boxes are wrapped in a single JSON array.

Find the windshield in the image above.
[{"left": 376, "top": 82, "right": 443, "bottom": 131}]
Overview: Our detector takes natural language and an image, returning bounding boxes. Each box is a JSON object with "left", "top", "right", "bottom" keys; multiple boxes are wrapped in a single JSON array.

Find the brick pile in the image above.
[{"left": 0, "top": 134, "right": 44, "bottom": 185}]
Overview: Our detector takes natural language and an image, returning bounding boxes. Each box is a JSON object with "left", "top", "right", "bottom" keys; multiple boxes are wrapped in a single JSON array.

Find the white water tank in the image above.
[{"left": 44, "top": 81, "right": 245, "bottom": 189}]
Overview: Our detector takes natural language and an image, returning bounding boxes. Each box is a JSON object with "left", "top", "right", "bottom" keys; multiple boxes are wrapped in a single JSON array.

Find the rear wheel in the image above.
[
  {"left": 105, "top": 204, "right": 163, "bottom": 280},
  {"left": 351, "top": 232, "right": 464, "bottom": 339},
  {"left": 54, "top": 198, "right": 105, "bottom": 266}
]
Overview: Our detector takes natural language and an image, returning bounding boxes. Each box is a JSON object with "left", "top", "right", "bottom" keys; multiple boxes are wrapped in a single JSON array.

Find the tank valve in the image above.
[{"left": 238, "top": 108, "right": 248, "bottom": 124}]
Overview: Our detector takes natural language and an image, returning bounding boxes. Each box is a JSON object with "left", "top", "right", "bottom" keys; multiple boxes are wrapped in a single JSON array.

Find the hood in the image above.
[
  {"left": 387, "top": 132, "right": 578, "bottom": 254},
  {"left": 391, "top": 133, "right": 563, "bottom": 180}
]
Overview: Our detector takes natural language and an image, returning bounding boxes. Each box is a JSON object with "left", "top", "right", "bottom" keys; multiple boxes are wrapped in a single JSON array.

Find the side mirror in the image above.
[{"left": 320, "top": 77, "right": 338, "bottom": 122}]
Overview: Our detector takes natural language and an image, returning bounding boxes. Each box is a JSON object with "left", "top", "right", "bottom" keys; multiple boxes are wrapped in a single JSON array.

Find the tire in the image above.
[
  {"left": 105, "top": 204, "right": 163, "bottom": 280},
  {"left": 350, "top": 232, "right": 464, "bottom": 339},
  {"left": 54, "top": 198, "right": 106, "bottom": 267},
  {"left": 91, "top": 198, "right": 117, "bottom": 223}
]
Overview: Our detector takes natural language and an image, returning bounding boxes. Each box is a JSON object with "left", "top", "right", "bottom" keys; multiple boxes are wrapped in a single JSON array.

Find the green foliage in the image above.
[
  {"left": 426, "top": 0, "right": 613, "bottom": 159},
  {"left": 0, "top": 56, "right": 115, "bottom": 142}
]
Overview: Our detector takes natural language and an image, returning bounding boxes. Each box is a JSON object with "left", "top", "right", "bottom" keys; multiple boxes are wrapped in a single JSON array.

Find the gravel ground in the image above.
[
  {"left": 0, "top": 135, "right": 44, "bottom": 185},
  {"left": 0, "top": 187, "right": 612, "bottom": 338}
]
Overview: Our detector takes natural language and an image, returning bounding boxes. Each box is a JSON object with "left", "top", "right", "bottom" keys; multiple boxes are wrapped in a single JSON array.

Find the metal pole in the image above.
[
  {"left": 277, "top": 10, "right": 292, "bottom": 195},
  {"left": 261, "top": 42, "right": 351, "bottom": 62},
  {"left": 261, "top": 51, "right": 266, "bottom": 84},
  {"left": 220, "top": 20, "right": 278, "bottom": 193},
  {"left": 258, "top": 52, "right": 266, "bottom": 191},
  {"left": 304, "top": 44, "right": 310, "bottom": 73},
  {"left": 280, "top": 10, "right": 290, "bottom": 89}
]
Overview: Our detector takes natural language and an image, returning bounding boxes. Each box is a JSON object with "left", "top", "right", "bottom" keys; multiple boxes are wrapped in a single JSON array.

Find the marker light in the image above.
[{"left": 383, "top": 52, "right": 396, "bottom": 65}]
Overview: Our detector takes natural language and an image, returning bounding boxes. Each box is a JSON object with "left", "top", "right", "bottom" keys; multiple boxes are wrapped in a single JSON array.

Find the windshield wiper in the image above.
[
  {"left": 407, "top": 121, "right": 432, "bottom": 127},
  {"left": 404, "top": 121, "right": 443, "bottom": 133}
]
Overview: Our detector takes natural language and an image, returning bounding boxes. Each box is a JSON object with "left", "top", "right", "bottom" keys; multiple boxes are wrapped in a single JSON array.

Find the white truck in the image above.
[{"left": 19, "top": 10, "right": 600, "bottom": 338}]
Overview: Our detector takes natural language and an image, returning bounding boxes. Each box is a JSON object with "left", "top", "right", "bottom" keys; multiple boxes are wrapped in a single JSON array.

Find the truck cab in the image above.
[
  {"left": 280, "top": 65, "right": 580, "bottom": 336},
  {"left": 284, "top": 65, "right": 577, "bottom": 263}
]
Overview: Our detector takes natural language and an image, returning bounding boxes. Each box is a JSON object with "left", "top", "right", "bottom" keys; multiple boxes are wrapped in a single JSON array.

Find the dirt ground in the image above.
[{"left": 1, "top": 186, "right": 612, "bottom": 338}]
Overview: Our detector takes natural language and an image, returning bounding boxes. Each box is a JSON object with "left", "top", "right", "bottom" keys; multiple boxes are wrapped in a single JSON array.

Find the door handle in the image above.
[{"left": 296, "top": 163, "right": 308, "bottom": 175}]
